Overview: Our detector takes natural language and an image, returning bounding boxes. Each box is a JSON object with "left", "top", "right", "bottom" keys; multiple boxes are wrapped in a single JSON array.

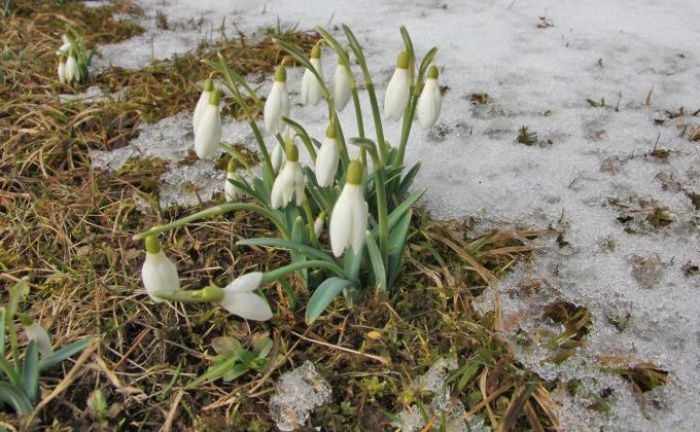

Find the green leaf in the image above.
[
  {"left": 0, "top": 357, "right": 21, "bottom": 388},
  {"left": 386, "top": 188, "right": 425, "bottom": 231},
  {"left": 291, "top": 217, "right": 308, "bottom": 289},
  {"left": 365, "top": 233, "right": 386, "bottom": 291},
  {"left": 187, "top": 356, "right": 237, "bottom": 389},
  {"left": 211, "top": 336, "right": 241, "bottom": 357},
  {"left": 0, "top": 307, "right": 6, "bottom": 353},
  {"left": 21, "top": 340, "right": 39, "bottom": 403},
  {"left": 253, "top": 337, "right": 274, "bottom": 359},
  {"left": 343, "top": 248, "right": 362, "bottom": 283},
  {"left": 38, "top": 337, "right": 94, "bottom": 372},
  {"left": 0, "top": 381, "right": 34, "bottom": 414},
  {"left": 397, "top": 162, "right": 422, "bottom": 199},
  {"left": 237, "top": 238, "right": 336, "bottom": 264},
  {"left": 306, "top": 278, "right": 353, "bottom": 324},
  {"left": 223, "top": 362, "right": 250, "bottom": 382},
  {"left": 387, "top": 208, "right": 412, "bottom": 289}
]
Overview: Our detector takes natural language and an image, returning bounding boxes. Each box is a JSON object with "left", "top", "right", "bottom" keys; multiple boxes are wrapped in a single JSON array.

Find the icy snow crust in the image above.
[{"left": 93, "top": 0, "right": 700, "bottom": 430}]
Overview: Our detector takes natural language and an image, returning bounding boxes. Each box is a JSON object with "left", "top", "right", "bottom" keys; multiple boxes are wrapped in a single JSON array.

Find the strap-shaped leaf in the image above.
[
  {"left": 0, "top": 307, "right": 5, "bottom": 352},
  {"left": 387, "top": 188, "right": 425, "bottom": 231},
  {"left": 365, "top": 233, "right": 386, "bottom": 291},
  {"left": 306, "top": 278, "right": 353, "bottom": 324},
  {"left": 38, "top": 337, "right": 94, "bottom": 372},
  {"left": 187, "top": 356, "right": 237, "bottom": 389},
  {"left": 21, "top": 340, "right": 39, "bottom": 403},
  {"left": 388, "top": 208, "right": 413, "bottom": 291},
  {"left": 291, "top": 217, "right": 309, "bottom": 289},
  {"left": 238, "top": 238, "right": 335, "bottom": 264},
  {"left": 397, "top": 162, "right": 422, "bottom": 199},
  {"left": 0, "top": 381, "right": 34, "bottom": 415}
]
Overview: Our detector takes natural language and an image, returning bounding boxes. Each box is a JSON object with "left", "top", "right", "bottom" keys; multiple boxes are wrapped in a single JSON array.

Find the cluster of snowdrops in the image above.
[{"left": 136, "top": 25, "right": 443, "bottom": 324}]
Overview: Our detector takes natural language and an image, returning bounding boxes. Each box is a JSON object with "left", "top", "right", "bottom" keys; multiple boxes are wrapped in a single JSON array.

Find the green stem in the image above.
[
  {"left": 301, "top": 200, "right": 318, "bottom": 249},
  {"left": 133, "top": 203, "right": 288, "bottom": 240},
  {"left": 396, "top": 92, "right": 418, "bottom": 167},
  {"left": 261, "top": 260, "right": 345, "bottom": 283},
  {"left": 351, "top": 87, "right": 365, "bottom": 139},
  {"left": 152, "top": 289, "right": 212, "bottom": 303}
]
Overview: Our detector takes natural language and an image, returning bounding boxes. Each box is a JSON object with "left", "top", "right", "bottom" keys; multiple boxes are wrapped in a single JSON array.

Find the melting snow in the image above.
[{"left": 90, "top": 0, "right": 700, "bottom": 430}]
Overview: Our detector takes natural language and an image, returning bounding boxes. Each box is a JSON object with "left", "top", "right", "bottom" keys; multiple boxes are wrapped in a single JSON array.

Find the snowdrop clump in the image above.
[
  {"left": 55, "top": 32, "right": 92, "bottom": 85},
  {"left": 135, "top": 25, "right": 442, "bottom": 324}
]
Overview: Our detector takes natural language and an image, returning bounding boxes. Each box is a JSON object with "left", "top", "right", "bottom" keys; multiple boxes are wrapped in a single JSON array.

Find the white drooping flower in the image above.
[
  {"left": 314, "top": 123, "right": 339, "bottom": 187},
  {"left": 225, "top": 158, "right": 242, "bottom": 202},
  {"left": 383, "top": 51, "right": 411, "bottom": 122},
  {"left": 57, "top": 57, "right": 67, "bottom": 84},
  {"left": 300, "top": 44, "right": 324, "bottom": 106},
  {"left": 193, "top": 77, "right": 213, "bottom": 133},
  {"left": 270, "top": 142, "right": 305, "bottom": 209},
  {"left": 264, "top": 65, "right": 290, "bottom": 135},
  {"left": 271, "top": 141, "right": 284, "bottom": 171},
  {"left": 218, "top": 272, "right": 272, "bottom": 321},
  {"left": 56, "top": 34, "right": 72, "bottom": 55},
  {"left": 194, "top": 89, "right": 222, "bottom": 160},
  {"left": 333, "top": 59, "right": 352, "bottom": 111},
  {"left": 417, "top": 65, "right": 442, "bottom": 129},
  {"left": 65, "top": 54, "right": 79, "bottom": 84},
  {"left": 141, "top": 236, "right": 180, "bottom": 303},
  {"left": 23, "top": 321, "right": 53, "bottom": 358},
  {"left": 330, "top": 160, "right": 368, "bottom": 257}
]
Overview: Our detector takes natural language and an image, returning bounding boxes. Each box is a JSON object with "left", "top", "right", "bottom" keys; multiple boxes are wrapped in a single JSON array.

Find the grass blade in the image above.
[{"left": 306, "top": 278, "right": 353, "bottom": 323}]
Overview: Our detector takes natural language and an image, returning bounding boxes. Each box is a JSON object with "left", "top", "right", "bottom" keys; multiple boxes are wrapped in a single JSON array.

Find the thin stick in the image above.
[{"left": 291, "top": 331, "right": 389, "bottom": 365}]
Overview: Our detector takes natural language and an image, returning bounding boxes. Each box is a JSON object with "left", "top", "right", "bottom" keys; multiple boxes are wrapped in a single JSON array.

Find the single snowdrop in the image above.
[
  {"left": 264, "top": 65, "right": 290, "bottom": 135},
  {"left": 202, "top": 272, "right": 272, "bottom": 321},
  {"left": 270, "top": 141, "right": 284, "bottom": 171},
  {"left": 65, "top": 54, "right": 79, "bottom": 84},
  {"left": 57, "top": 56, "right": 67, "bottom": 84},
  {"left": 56, "top": 34, "right": 72, "bottom": 55},
  {"left": 21, "top": 318, "right": 53, "bottom": 358},
  {"left": 330, "top": 160, "right": 368, "bottom": 257},
  {"left": 194, "top": 89, "right": 222, "bottom": 160},
  {"left": 193, "top": 77, "right": 213, "bottom": 133},
  {"left": 333, "top": 57, "right": 352, "bottom": 111},
  {"left": 270, "top": 142, "right": 305, "bottom": 209},
  {"left": 314, "top": 123, "right": 340, "bottom": 187},
  {"left": 225, "top": 158, "right": 242, "bottom": 202},
  {"left": 417, "top": 64, "right": 442, "bottom": 129},
  {"left": 141, "top": 236, "right": 180, "bottom": 303},
  {"left": 383, "top": 51, "right": 411, "bottom": 122},
  {"left": 300, "top": 44, "right": 324, "bottom": 106}
]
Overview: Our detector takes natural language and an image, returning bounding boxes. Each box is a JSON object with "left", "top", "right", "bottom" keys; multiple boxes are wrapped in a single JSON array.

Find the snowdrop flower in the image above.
[
  {"left": 270, "top": 142, "right": 305, "bottom": 209},
  {"left": 56, "top": 34, "right": 72, "bottom": 55},
  {"left": 141, "top": 236, "right": 180, "bottom": 303},
  {"left": 270, "top": 142, "right": 284, "bottom": 171},
  {"left": 225, "top": 158, "right": 242, "bottom": 202},
  {"left": 417, "top": 65, "right": 442, "bottom": 129},
  {"left": 383, "top": 51, "right": 411, "bottom": 122},
  {"left": 22, "top": 319, "right": 53, "bottom": 358},
  {"left": 264, "top": 65, "right": 290, "bottom": 135},
  {"left": 314, "top": 212, "right": 326, "bottom": 239},
  {"left": 57, "top": 56, "right": 67, "bottom": 84},
  {"left": 209, "top": 272, "right": 272, "bottom": 321},
  {"left": 193, "top": 77, "right": 213, "bottom": 133},
  {"left": 330, "top": 160, "right": 368, "bottom": 257},
  {"left": 65, "top": 54, "right": 79, "bottom": 84},
  {"left": 300, "top": 44, "right": 324, "bottom": 106},
  {"left": 194, "top": 89, "right": 222, "bottom": 160},
  {"left": 314, "top": 123, "right": 339, "bottom": 187},
  {"left": 333, "top": 57, "right": 352, "bottom": 111}
]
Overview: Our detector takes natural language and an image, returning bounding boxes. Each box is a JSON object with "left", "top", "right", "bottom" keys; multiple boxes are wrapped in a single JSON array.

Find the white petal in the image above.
[
  {"left": 315, "top": 138, "right": 339, "bottom": 187},
  {"left": 330, "top": 184, "right": 355, "bottom": 257},
  {"left": 225, "top": 173, "right": 241, "bottom": 202},
  {"left": 192, "top": 90, "right": 210, "bottom": 132},
  {"left": 333, "top": 65, "right": 352, "bottom": 111},
  {"left": 264, "top": 81, "right": 289, "bottom": 135},
  {"left": 220, "top": 291, "right": 273, "bottom": 321},
  {"left": 350, "top": 197, "right": 368, "bottom": 254},
  {"left": 57, "top": 41, "right": 72, "bottom": 54},
  {"left": 194, "top": 105, "right": 221, "bottom": 160},
  {"left": 417, "top": 78, "right": 442, "bottom": 129},
  {"left": 294, "top": 164, "right": 305, "bottom": 205},
  {"left": 300, "top": 69, "right": 313, "bottom": 105},
  {"left": 301, "top": 57, "right": 323, "bottom": 106},
  {"left": 383, "top": 68, "right": 410, "bottom": 121},
  {"left": 142, "top": 252, "right": 180, "bottom": 303},
  {"left": 24, "top": 322, "right": 53, "bottom": 357},
  {"left": 224, "top": 272, "right": 263, "bottom": 292},
  {"left": 271, "top": 143, "right": 284, "bottom": 171},
  {"left": 66, "top": 56, "right": 78, "bottom": 83},
  {"left": 271, "top": 164, "right": 295, "bottom": 209},
  {"left": 57, "top": 62, "right": 66, "bottom": 84}
]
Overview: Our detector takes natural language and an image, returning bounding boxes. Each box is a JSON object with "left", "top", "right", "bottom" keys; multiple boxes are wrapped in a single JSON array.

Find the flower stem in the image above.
[{"left": 261, "top": 260, "right": 345, "bottom": 283}]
